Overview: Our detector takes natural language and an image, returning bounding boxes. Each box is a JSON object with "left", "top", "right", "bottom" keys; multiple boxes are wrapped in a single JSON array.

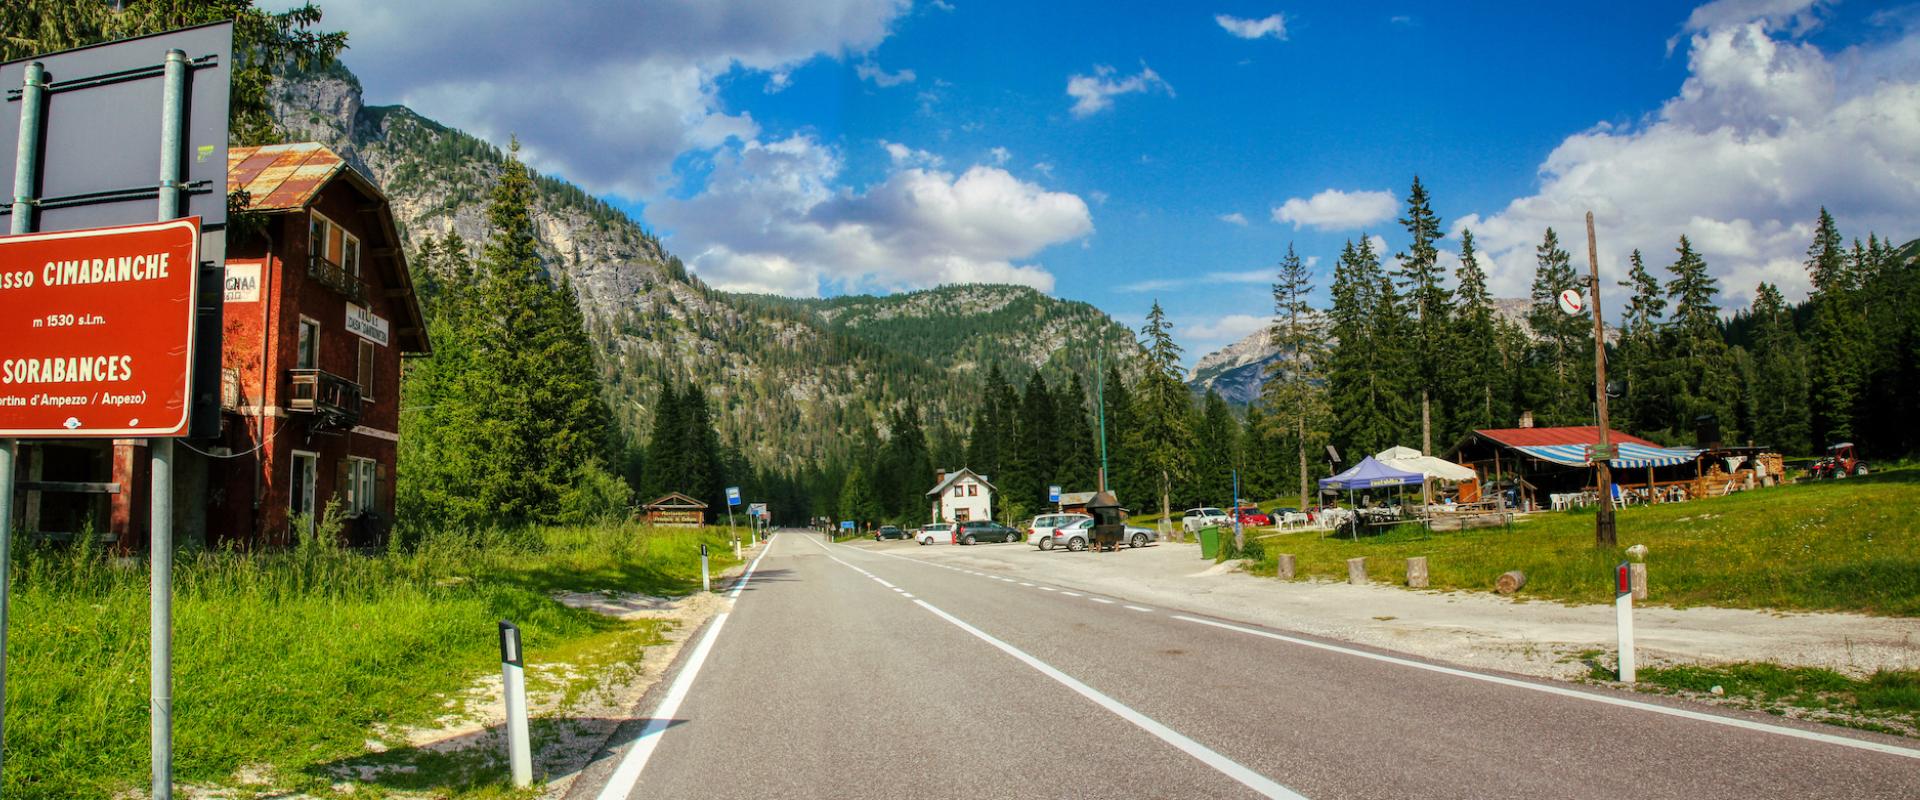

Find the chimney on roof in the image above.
[
  {"left": 936, "top": 469, "right": 946, "bottom": 484},
  {"left": 1519, "top": 410, "right": 1534, "bottom": 429}
]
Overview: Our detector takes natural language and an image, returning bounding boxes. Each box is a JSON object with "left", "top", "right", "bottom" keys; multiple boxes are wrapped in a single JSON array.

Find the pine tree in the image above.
[
  {"left": 965, "top": 363, "right": 1010, "bottom": 477},
  {"left": 1054, "top": 374, "right": 1101, "bottom": 492},
  {"left": 1749, "top": 283, "right": 1811, "bottom": 451},
  {"left": 1663, "top": 236, "right": 1738, "bottom": 443},
  {"left": 1263, "top": 243, "right": 1330, "bottom": 509},
  {"left": 1131, "top": 302, "right": 1196, "bottom": 539},
  {"left": 1443, "top": 229, "right": 1509, "bottom": 439},
  {"left": 1395, "top": 176, "right": 1452, "bottom": 450},
  {"left": 403, "top": 142, "right": 626, "bottom": 529},
  {"left": 1526, "top": 227, "right": 1592, "bottom": 426},
  {"left": 1805, "top": 208, "right": 1861, "bottom": 449},
  {"left": 1615, "top": 249, "right": 1669, "bottom": 436},
  {"left": 1099, "top": 363, "right": 1135, "bottom": 500},
  {"left": 1004, "top": 375, "right": 1056, "bottom": 519},
  {"left": 1366, "top": 238, "right": 1419, "bottom": 450},
  {"left": 1195, "top": 389, "right": 1238, "bottom": 501}
]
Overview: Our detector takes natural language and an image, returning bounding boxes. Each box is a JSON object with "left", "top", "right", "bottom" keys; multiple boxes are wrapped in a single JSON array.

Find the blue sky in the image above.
[{"left": 287, "top": 0, "right": 1920, "bottom": 364}]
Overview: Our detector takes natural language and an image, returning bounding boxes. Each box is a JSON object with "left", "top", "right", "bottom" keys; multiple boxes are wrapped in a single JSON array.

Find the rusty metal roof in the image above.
[{"left": 227, "top": 142, "right": 355, "bottom": 211}]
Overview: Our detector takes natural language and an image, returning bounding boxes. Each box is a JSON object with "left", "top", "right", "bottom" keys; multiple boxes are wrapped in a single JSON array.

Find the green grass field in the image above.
[
  {"left": 1229, "top": 468, "right": 1920, "bottom": 616},
  {"left": 4, "top": 520, "right": 743, "bottom": 799}
]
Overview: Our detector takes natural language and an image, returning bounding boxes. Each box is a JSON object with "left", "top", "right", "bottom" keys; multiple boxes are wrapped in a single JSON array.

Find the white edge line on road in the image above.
[
  {"left": 595, "top": 535, "right": 778, "bottom": 800},
  {"left": 1172, "top": 614, "right": 1920, "bottom": 761},
  {"left": 1089, "top": 597, "right": 1115, "bottom": 604},
  {"left": 1124, "top": 605, "right": 1154, "bottom": 613},
  {"left": 914, "top": 599, "right": 1307, "bottom": 800},
  {"left": 1058, "top": 591, "right": 1082, "bottom": 597}
]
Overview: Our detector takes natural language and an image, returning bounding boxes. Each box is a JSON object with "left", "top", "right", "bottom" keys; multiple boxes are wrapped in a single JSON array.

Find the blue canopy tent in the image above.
[
  {"left": 1319, "top": 456, "right": 1424, "bottom": 490},
  {"left": 1319, "top": 457, "right": 1425, "bottom": 539}
]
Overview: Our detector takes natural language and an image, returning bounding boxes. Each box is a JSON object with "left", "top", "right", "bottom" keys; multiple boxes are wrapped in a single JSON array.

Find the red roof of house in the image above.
[{"left": 1474, "top": 426, "right": 1658, "bottom": 449}]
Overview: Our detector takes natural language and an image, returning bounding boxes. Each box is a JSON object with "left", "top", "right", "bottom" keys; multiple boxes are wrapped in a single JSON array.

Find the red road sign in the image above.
[{"left": 0, "top": 218, "right": 201, "bottom": 437}]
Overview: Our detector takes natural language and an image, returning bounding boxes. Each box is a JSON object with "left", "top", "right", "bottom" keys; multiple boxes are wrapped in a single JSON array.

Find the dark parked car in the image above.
[
  {"left": 875, "top": 525, "right": 909, "bottom": 541},
  {"left": 954, "top": 520, "right": 1023, "bottom": 545}
]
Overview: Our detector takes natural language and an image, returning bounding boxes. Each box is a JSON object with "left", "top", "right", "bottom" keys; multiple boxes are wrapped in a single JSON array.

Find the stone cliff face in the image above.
[{"left": 266, "top": 68, "right": 1145, "bottom": 466}]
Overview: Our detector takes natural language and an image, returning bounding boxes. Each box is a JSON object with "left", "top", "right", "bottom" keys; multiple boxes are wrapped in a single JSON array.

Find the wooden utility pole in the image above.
[
  {"left": 1421, "top": 390, "right": 1433, "bottom": 506},
  {"left": 1586, "top": 212, "right": 1617, "bottom": 547}
]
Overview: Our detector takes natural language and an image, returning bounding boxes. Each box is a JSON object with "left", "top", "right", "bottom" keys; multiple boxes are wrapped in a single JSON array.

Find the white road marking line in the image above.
[
  {"left": 902, "top": 593, "right": 915, "bottom": 598},
  {"left": 1020, "top": 582, "right": 1035, "bottom": 587},
  {"left": 913, "top": 599, "right": 1307, "bottom": 799},
  {"left": 1125, "top": 605, "right": 1154, "bottom": 613},
  {"left": 891, "top": 587, "right": 906, "bottom": 593},
  {"left": 1089, "top": 597, "right": 1115, "bottom": 604},
  {"left": 874, "top": 578, "right": 897, "bottom": 589},
  {"left": 1038, "top": 586, "right": 1056, "bottom": 592},
  {"left": 1059, "top": 591, "right": 1082, "bottom": 597},
  {"left": 1173, "top": 615, "right": 1920, "bottom": 761},
  {"left": 594, "top": 536, "right": 777, "bottom": 800}
]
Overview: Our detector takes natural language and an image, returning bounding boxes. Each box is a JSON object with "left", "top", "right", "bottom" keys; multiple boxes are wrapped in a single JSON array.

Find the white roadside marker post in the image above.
[
  {"left": 498, "top": 621, "right": 533, "bottom": 787},
  {"left": 701, "top": 543, "right": 711, "bottom": 592},
  {"left": 1614, "top": 561, "right": 1636, "bottom": 683}
]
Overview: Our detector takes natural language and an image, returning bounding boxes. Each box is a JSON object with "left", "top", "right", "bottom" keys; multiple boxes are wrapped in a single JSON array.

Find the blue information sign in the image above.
[
  {"left": 840, "top": 520, "right": 855, "bottom": 530},
  {"left": 726, "top": 486, "right": 741, "bottom": 506},
  {"left": 1048, "top": 485, "right": 1061, "bottom": 502}
]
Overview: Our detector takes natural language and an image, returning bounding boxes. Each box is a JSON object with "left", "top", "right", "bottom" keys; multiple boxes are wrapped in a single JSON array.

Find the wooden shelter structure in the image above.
[
  {"left": 1449, "top": 427, "right": 1709, "bottom": 510},
  {"left": 643, "top": 492, "right": 708, "bottom": 526}
]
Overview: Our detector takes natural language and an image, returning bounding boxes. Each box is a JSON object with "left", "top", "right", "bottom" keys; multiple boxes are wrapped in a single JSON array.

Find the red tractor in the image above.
[{"left": 1809, "top": 442, "right": 1868, "bottom": 479}]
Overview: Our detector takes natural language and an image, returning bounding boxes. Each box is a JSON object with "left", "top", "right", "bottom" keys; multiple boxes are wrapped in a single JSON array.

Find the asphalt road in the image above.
[{"left": 571, "top": 531, "right": 1920, "bottom": 799}]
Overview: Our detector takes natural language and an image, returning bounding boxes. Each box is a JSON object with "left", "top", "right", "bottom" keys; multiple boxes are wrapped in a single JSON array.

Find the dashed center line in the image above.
[
  {"left": 1125, "top": 605, "right": 1154, "bottom": 613},
  {"left": 1059, "top": 591, "right": 1082, "bottom": 597},
  {"left": 1089, "top": 597, "right": 1115, "bottom": 604}
]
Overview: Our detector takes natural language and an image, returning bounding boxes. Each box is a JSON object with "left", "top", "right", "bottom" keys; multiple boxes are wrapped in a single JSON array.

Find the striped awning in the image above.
[{"left": 1514, "top": 442, "right": 1703, "bottom": 469}]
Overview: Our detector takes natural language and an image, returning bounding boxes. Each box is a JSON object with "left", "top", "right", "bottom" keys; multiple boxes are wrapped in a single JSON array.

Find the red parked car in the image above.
[{"left": 1229, "top": 506, "right": 1271, "bottom": 526}]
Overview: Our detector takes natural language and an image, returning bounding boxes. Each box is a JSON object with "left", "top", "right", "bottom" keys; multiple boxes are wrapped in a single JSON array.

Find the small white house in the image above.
[{"left": 928, "top": 468, "right": 995, "bottom": 523}]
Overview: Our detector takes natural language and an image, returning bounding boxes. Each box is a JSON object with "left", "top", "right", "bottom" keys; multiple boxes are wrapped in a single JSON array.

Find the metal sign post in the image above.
[
  {"left": 1, "top": 26, "right": 231, "bottom": 798},
  {"left": 1614, "top": 561, "right": 1636, "bottom": 683},
  {"left": 498, "top": 621, "right": 532, "bottom": 787},
  {"left": 0, "top": 58, "right": 46, "bottom": 779}
]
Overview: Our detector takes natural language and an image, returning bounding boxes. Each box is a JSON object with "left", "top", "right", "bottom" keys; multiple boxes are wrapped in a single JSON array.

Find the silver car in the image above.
[
  {"left": 1026, "top": 513, "right": 1092, "bottom": 550},
  {"left": 1042, "top": 517, "right": 1157, "bottom": 551}
]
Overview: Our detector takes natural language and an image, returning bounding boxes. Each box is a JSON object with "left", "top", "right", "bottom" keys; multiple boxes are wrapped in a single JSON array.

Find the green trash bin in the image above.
[{"left": 1198, "top": 525, "right": 1220, "bottom": 560}]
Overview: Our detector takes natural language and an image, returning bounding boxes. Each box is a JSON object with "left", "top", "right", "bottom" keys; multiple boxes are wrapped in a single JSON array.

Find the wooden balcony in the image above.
[
  {"left": 307, "top": 254, "right": 366, "bottom": 303},
  {"left": 288, "top": 369, "right": 363, "bottom": 431}
]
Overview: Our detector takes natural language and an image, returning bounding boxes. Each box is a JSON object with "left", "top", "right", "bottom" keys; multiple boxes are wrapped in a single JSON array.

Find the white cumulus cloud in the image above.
[
  {"left": 1215, "top": 13, "right": 1288, "bottom": 40},
  {"left": 1271, "top": 189, "right": 1399, "bottom": 231},
  {"left": 649, "top": 135, "right": 1094, "bottom": 296},
  {"left": 302, "top": 0, "right": 912, "bottom": 199},
  {"left": 1219, "top": 212, "right": 1249, "bottom": 226},
  {"left": 1456, "top": 6, "right": 1920, "bottom": 307},
  {"left": 856, "top": 59, "right": 917, "bottom": 87},
  {"left": 1066, "top": 63, "right": 1175, "bottom": 117}
]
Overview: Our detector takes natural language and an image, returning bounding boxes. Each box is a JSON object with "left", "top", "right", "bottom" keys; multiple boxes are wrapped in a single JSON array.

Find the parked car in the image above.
[
  {"left": 1181, "top": 507, "right": 1230, "bottom": 534},
  {"left": 1229, "top": 505, "right": 1271, "bottom": 526},
  {"left": 1048, "top": 518, "right": 1158, "bottom": 551},
  {"left": 875, "top": 525, "right": 909, "bottom": 541},
  {"left": 954, "top": 519, "right": 1023, "bottom": 545},
  {"left": 1027, "top": 513, "right": 1093, "bottom": 550},
  {"left": 916, "top": 523, "right": 952, "bottom": 545}
]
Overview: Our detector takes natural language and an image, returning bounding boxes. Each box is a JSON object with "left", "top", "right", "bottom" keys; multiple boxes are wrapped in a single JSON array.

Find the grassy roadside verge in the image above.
[
  {"left": 5, "top": 521, "right": 743, "bottom": 799},
  {"left": 1575, "top": 656, "right": 1920, "bottom": 737},
  {"left": 1228, "top": 469, "right": 1920, "bottom": 615}
]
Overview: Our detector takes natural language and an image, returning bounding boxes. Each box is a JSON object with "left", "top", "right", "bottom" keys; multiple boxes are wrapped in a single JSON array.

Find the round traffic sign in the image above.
[{"left": 1557, "top": 288, "right": 1585, "bottom": 315}]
